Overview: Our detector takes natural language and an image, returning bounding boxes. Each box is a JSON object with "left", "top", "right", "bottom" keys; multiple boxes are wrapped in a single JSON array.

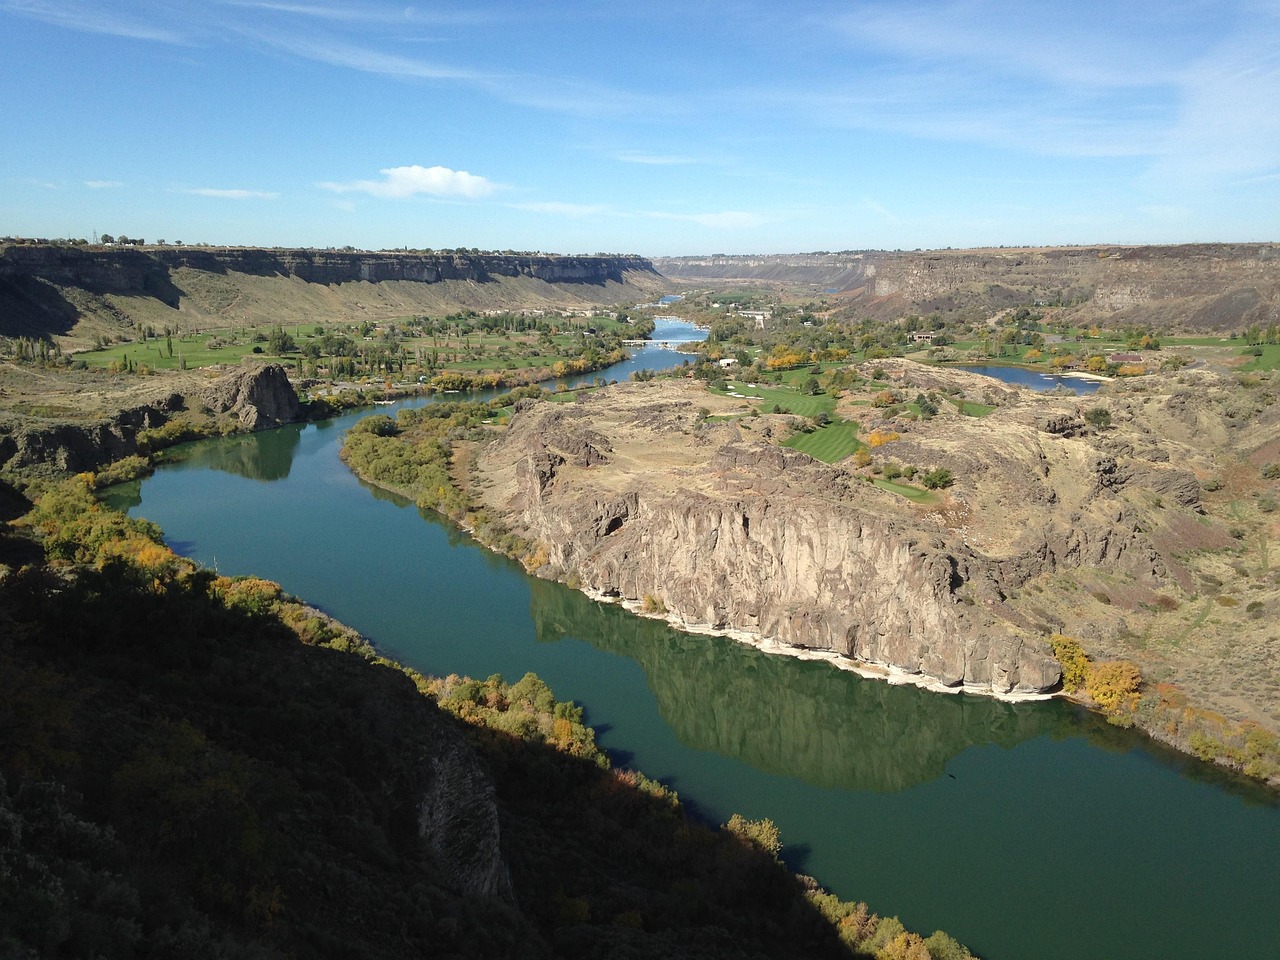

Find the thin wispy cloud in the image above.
[
  {"left": 862, "top": 198, "right": 898, "bottom": 224},
  {"left": 0, "top": 0, "right": 187, "bottom": 43},
  {"left": 181, "top": 187, "right": 280, "bottom": 199},
  {"left": 319, "top": 165, "right": 497, "bottom": 200},
  {"left": 248, "top": 32, "right": 484, "bottom": 81},
  {"left": 221, "top": 0, "right": 496, "bottom": 26},
  {"left": 615, "top": 152, "right": 699, "bottom": 166},
  {"left": 84, "top": 180, "right": 124, "bottom": 189}
]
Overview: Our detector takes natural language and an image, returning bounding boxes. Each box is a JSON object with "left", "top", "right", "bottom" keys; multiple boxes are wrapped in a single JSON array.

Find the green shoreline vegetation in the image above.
[{"left": 0, "top": 474, "right": 975, "bottom": 960}]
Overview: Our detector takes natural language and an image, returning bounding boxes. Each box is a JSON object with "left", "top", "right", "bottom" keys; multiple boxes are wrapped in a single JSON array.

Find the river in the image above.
[{"left": 109, "top": 324, "right": 1280, "bottom": 960}]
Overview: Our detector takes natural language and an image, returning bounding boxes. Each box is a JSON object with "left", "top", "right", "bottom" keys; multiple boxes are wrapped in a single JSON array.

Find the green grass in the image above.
[
  {"left": 76, "top": 332, "right": 296, "bottom": 370},
  {"left": 784, "top": 419, "right": 863, "bottom": 463},
  {"left": 950, "top": 397, "right": 995, "bottom": 417},
  {"left": 872, "top": 478, "right": 940, "bottom": 505},
  {"left": 1240, "top": 344, "right": 1280, "bottom": 371},
  {"left": 711, "top": 381, "right": 836, "bottom": 419}
]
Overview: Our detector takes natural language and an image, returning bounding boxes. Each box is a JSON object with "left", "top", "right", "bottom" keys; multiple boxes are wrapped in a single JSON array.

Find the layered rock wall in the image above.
[
  {"left": 494, "top": 390, "right": 1062, "bottom": 695},
  {"left": 0, "top": 244, "right": 659, "bottom": 295},
  {"left": 0, "top": 364, "right": 302, "bottom": 473}
]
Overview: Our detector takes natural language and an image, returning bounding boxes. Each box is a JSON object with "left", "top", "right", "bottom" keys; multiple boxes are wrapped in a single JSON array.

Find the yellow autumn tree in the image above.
[
  {"left": 1086, "top": 660, "right": 1142, "bottom": 723},
  {"left": 866, "top": 428, "right": 901, "bottom": 447},
  {"left": 1049, "top": 635, "right": 1089, "bottom": 692}
]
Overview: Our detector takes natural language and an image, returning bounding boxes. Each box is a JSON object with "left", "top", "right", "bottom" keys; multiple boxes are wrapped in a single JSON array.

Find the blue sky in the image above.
[{"left": 2, "top": 0, "right": 1277, "bottom": 255}]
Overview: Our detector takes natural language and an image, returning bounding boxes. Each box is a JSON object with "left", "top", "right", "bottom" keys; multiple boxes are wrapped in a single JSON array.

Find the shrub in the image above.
[
  {"left": 1085, "top": 660, "right": 1142, "bottom": 723},
  {"left": 866, "top": 428, "right": 900, "bottom": 447},
  {"left": 921, "top": 467, "right": 954, "bottom": 489},
  {"left": 1049, "top": 635, "right": 1089, "bottom": 692},
  {"left": 1083, "top": 407, "right": 1112, "bottom": 429},
  {"left": 723, "top": 814, "right": 782, "bottom": 859}
]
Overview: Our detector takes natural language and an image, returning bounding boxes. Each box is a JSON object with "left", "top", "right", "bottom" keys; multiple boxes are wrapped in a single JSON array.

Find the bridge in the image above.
[{"left": 622, "top": 339, "right": 694, "bottom": 348}]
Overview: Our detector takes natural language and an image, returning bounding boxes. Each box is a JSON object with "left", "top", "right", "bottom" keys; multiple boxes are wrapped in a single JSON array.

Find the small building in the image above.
[
  {"left": 1108, "top": 352, "right": 1143, "bottom": 363},
  {"left": 909, "top": 332, "right": 934, "bottom": 343},
  {"left": 718, "top": 357, "right": 739, "bottom": 368}
]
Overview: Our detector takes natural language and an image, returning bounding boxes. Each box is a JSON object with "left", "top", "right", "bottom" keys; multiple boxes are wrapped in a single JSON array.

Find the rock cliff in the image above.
[
  {"left": 0, "top": 244, "right": 666, "bottom": 342},
  {"left": 198, "top": 362, "right": 301, "bottom": 430},
  {"left": 481, "top": 382, "right": 1070, "bottom": 695},
  {"left": 654, "top": 244, "right": 1280, "bottom": 330},
  {"left": 0, "top": 363, "right": 302, "bottom": 473}
]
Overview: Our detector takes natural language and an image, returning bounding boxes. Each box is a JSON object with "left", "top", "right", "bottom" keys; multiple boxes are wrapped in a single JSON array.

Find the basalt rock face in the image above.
[
  {"left": 0, "top": 364, "right": 302, "bottom": 473},
  {"left": 0, "top": 244, "right": 659, "bottom": 328},
  {"left": 490, "top": 385, "right": 1062, "bottom": 695},
  {"left": 199, "top": 363, "right": 301, "bottom": 430},
  {"left": 0, "top": 398, "right": 183, "bottom": 473},
  {"left": 654, "top": 243, "right": 1280, "bottom": 330}
]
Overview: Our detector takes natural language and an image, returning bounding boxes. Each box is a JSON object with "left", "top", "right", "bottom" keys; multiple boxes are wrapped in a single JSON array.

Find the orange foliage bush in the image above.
[
  {"left": 866, "top": 429, "right": 901, "bottom": 447},
  {"left": 1085, "top": 660, "right": 1142, "bottom": 722}
]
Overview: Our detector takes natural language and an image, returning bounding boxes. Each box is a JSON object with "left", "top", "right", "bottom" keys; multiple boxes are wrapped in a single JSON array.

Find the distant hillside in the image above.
[
  {"left": 0, "top": 245, "right": 670, "bottom": 348},
  {"left": 654, "top": 244, "right": 1280, "bottom": 331}
]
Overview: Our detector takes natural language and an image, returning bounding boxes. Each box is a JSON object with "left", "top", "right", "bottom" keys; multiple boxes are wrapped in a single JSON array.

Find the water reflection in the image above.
[
  {"left": 529, "top": 579, "right": 1066, "bottom": 792},
  {"left": 164, "top": 423, "right": 305, "bottom": 481}
]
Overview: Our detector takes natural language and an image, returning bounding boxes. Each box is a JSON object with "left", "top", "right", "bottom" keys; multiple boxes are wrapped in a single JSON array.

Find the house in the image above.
[
  {"left": 718, "top": 357, "right": 739, "bottom": 368},
  {"left": 909, "top": 332, "right": 934, "bottom": 343}
]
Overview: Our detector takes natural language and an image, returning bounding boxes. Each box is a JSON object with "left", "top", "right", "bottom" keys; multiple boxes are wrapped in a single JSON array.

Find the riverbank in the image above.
[{"left": 592, "top": 588, "right": 1059, "bottom": 704}]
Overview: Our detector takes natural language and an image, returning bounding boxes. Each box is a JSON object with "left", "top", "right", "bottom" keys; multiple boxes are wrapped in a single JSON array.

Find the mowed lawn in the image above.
[
  {"left": 872, "top": 478, "right": 940, "bottom": 505},
  {"left": 75, "top": 333, "right": 286, "bottom": 370},
  {"left": 711, "top": 382, "right": 836, "bottom": 419},
  {"left": 1241, "top": 344, "right": 1280, "bottom": 371},
  {"left": 784, "top": 419, "right": 862, "bottom": 463}
]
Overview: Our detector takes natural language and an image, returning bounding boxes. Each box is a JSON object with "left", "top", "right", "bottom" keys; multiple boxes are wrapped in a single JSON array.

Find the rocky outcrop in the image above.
[
  {"left": 199, "top": 363, "right": 301, "bottom": 430},
  {"left": 0, "top": 364, "right": 302, "bottom": 473},
  {"left": 489, "top": 385, "right": 1062, "bottom": 695},
  {"left": 0, "top": 397, "right": 183, "bottom": 473},
  {"left": 418, "top": 731, "right": 514, "bottom": 901}
]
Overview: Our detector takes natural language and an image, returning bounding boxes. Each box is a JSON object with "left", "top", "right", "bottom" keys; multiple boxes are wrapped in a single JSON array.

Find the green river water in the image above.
[{"left": 108, "top": 342, "right": 1280, "bottom": 959}]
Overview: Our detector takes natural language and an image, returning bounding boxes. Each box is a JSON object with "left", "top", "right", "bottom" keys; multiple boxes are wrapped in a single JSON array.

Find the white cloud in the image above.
[
  {"left": 182, "top": 187, "right": 279, "bottom": 199},
  {"left": 84, "top": 180, "right": 124, "bottom": 188},
  {"left": 250, "top": 33, "right": 482, "bottom": 81},
  {"left": 319, "top": 164, "right": 496, "bottom": 199},
  {"left": 221, "top": 1, "right": 492, "bottom": 26},
  {"left": 862, "top": 197, "right": 898, "bottom": 223}
]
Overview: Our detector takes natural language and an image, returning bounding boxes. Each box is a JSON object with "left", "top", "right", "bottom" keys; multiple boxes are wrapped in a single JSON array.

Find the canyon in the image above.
[{"left": 655, "top": 244, "right": 1280, "bottom": 330}]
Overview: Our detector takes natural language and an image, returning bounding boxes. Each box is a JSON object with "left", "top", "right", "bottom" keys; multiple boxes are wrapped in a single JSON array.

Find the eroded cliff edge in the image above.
[
  {"left": 475, "top": 381, "right": 1092, "bottom": 695},
  {"left": 0, "top": 362, "right": 301, "bottom": 474}
]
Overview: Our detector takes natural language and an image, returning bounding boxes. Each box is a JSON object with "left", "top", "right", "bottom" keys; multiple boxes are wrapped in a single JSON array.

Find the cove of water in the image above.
[
  {"left": 110, "top": 329, "right": 1279, "bottom": 960},
  {"left": 956, "top": 364, "right": 1104, "bottom": 395}
]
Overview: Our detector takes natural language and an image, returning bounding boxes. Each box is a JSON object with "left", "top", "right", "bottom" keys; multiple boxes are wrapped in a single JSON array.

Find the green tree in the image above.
[
  {"left": 1084, "top": 407, "right": 1112, "bottom": 430},
  {"left": 268, "top": 326, "right": 297, "bottom": 354},
  {"left": 921, "top": 468, "right": 954, "bottom": 489},
  {"left": 723, "top": 814, "right": 782, "bottom": 859}
]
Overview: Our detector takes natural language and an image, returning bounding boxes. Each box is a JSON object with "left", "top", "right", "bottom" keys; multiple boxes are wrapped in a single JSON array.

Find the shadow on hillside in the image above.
[{"left": 0, "top": 527, "right": 873, "bottom": 959}]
